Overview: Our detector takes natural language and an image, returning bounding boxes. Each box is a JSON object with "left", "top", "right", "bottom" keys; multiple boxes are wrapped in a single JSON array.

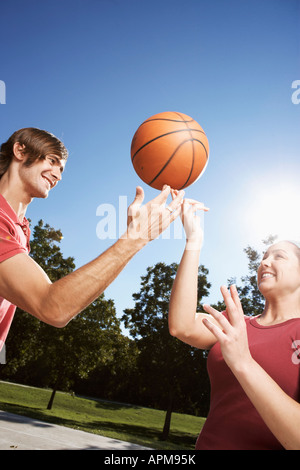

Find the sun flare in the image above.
[{"left": 246, "top": 178, "right": 300, "bottom": 243}]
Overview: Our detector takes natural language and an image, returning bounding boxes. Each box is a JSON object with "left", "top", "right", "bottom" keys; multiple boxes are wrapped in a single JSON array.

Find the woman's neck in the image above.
[{"left": 259, "top": 296, "right": 300, "bottom": 325}]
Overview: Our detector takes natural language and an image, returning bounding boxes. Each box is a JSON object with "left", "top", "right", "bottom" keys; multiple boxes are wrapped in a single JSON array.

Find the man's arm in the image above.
[
  {"left": 0, "top": 186, "right": 184, "bottom": 327},
  {"left": 0, "top": 238, "right": 140, "bottom": 326}
]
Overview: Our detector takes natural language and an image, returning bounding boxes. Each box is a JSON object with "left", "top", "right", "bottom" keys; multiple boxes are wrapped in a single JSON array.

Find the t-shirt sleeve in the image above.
[{"left": 0, "top": 213, "right": 28, "bottom": 263}]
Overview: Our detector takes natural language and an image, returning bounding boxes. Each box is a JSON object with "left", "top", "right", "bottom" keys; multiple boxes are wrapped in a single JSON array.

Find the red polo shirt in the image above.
[{"left": 0, "top": 194, "right": 31, "bottom": 350}]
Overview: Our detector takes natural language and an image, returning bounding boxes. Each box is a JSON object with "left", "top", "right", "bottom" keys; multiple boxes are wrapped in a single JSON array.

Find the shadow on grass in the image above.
[
  {"left": 0, "top": 401, "right": 197, "bottom": 450},
  {"left": 79, "top": 396, "right": 141, "bottom": 411}
]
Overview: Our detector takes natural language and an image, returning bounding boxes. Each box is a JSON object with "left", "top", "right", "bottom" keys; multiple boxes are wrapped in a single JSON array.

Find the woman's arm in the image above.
[
  {"left": 233, "top": 354, "right": 300, "bottom": 450},
  {"left": 203, "top": 285, "right": 300, "bottom": 450},
  {"left": 168, "top": 197, "right": 220, "bottom": 350}
]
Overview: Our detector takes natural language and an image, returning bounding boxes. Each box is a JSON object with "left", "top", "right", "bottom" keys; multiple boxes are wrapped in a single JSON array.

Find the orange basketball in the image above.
[{"left": 131, "top": 111, "right": 209, "bottom": 190}]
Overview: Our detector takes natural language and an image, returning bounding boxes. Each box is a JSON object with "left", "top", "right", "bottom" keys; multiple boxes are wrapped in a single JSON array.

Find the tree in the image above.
[
  {"left": 1, "top": 219, "right": 75, "bottom": 381},
  {"left": 212, "top": 235, "right": 278, "bottom": 316},
  {"left": 238, "top": 235, "right": 278, "bottom": 316},
  {"left": 41, "top": 293, "right": 122, "bottom": 409},
  {"left": 122, "top": 262, "right": 211, "bottom": 440},
  {"left": 2, "top": 220, "right": 124, "bottom": 410},
  {"left": 73, "top": 334, "right": 140, "bottom": 405}
]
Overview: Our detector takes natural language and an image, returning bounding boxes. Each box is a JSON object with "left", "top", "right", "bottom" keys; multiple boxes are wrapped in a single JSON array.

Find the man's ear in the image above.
[{"left": 13, "top": 142, "right": 27, "bottom": 162}]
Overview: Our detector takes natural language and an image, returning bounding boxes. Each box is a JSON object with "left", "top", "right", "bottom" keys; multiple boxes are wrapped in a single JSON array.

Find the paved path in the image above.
[{"left": 0, "top": 410, "right": 150, "bottom": 450}]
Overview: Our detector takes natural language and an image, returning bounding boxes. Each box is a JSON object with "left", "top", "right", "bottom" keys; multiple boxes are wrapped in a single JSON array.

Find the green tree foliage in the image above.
[
  {"left": 122, "top": 262, "right": 211, "bottom": 439},
  {"left": 1, "top": 219, "right": 75, "bottom": 379},
  {"left": 238, "top": 235, "right": 278, "bottom": 316},
  {"left": 1, "top": 220, "right": 123, "bottom": 409},
  {"left": 212, "top": 236, "right": 277, "bottom": 316}
]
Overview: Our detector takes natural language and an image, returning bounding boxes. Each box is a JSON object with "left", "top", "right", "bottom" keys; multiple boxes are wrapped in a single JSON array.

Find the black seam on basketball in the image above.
[
  {"left": 174, "top": 111, "right": 188, "bottom": 122},
  {"left": 193, "top": 139, "right": 208, "bottom": 159},
  {"left": 148, "top": 139, "right": 207, "bottom": 189},
  {"left": 180, "top": 114, "right": 208, "bottom": 159},
  {"left": 131, "top": 128, "right": 206, "bottom": 162},
  {"left": 179, "top": 141, "right": 195, "bottom": 189},
  {"left": 142, "top": 117, "right": 194, "bottom": 124},
  {"left": 178, "top": 116, "right": 195, "bottom": 188},
  {"left": 149, "top": 139, "right": 194, "bottom": 186}
]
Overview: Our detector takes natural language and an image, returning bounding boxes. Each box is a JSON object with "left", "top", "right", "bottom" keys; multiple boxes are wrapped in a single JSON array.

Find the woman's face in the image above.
[{"left": 257, "top": 241, "right": 300, "bottom": 298}]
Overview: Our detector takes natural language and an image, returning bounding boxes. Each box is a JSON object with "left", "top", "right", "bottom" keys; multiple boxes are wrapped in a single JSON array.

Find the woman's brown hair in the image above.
[{"left": 0, "top": 127, "right": 68, "bottom": 178}]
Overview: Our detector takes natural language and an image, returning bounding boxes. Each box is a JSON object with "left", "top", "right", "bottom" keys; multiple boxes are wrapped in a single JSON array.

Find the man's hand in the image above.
[
  {"left": 124, "top": 185, "right": 184, "bottom": 245},
  {"left": 0, "top": 185, "right": 184, "bottom": 328}
]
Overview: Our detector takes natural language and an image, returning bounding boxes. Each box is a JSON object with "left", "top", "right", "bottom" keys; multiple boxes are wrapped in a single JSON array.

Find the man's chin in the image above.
[{"left": 33, "top": 189, "right": 50, "bottom": 199}]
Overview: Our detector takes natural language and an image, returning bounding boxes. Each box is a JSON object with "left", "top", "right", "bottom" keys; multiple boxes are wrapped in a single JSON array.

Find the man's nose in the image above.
[{"left": 51, "top": 167, "right": 62, "bottom": 182}]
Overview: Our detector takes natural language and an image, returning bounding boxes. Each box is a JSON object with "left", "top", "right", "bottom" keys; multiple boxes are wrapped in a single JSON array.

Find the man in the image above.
[{"left": 0, "top": 127, "right": 184, "bottom": 350}]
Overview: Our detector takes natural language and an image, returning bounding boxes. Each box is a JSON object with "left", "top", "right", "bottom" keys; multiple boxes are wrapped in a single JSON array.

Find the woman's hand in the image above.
[
  {"left": 202, "top": 284, "right": 253, "bottom": 373},
  {"left": 171, "top": 189, "right": 209, "bottom": 250}
]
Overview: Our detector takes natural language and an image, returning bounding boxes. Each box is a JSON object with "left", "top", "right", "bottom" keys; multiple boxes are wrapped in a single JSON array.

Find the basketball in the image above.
[{"left": 130, "top": 111, "right": 209, "bottom": 190}]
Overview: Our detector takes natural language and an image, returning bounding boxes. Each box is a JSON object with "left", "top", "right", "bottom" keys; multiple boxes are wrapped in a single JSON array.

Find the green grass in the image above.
[{"left": 0, "top": 381, "right": 206, "bottom": 450}]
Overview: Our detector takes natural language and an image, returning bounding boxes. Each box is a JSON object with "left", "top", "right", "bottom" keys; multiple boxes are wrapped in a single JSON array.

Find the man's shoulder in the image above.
[
  {"left": 0, "top": 207, "right": 17, "bottom": 232},
  {"left": 0, "top": 208, "right": 29, "bottom": 262}
]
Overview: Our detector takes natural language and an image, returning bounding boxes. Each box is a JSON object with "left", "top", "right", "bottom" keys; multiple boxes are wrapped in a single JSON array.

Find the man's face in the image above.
[{"left": 20, "top": 154, "right": 65, "bottom": 199}]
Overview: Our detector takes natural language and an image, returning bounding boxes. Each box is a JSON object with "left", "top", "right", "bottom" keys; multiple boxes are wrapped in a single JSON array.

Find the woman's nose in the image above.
[{"left": 261, "top": 256, "right": 271, "bottom": 267}]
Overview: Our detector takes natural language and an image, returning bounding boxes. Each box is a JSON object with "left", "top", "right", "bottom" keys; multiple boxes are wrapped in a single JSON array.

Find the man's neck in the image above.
[{"left": 0, "top": 175, "right": 31, "bottom": 221}]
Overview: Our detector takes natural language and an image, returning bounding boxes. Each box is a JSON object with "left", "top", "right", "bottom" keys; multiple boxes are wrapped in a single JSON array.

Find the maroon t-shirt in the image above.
[
  {"left": 0, "top": 194, "right": 31, "bottom": 350},
  {"left": 196, "top": 316, "right": 300, "bottom": 450}
]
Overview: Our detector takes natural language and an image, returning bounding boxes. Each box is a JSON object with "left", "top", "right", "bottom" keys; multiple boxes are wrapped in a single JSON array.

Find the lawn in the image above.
[{"left": 0, "top": 381, "right": 206, "bottom": 450}]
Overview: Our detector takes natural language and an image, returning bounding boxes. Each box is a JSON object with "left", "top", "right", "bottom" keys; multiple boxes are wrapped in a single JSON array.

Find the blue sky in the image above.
[{"left": 1, "top": 0, "right": 299, "bottom": 324}]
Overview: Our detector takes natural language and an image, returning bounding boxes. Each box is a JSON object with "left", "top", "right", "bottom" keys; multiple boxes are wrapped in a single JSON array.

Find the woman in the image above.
[{"left": 168, "top": 193, "right": 300, "bottom": 450}]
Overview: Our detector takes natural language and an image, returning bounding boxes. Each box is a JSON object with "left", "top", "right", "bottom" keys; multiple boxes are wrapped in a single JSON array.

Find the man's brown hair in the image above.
[{"left": 0, "top": 127, "right": 68, "bottom": 178}]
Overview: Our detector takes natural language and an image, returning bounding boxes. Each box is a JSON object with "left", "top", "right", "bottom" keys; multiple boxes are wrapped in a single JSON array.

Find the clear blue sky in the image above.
[{"left": 1, "top": 0, "right": 299, "bottom": 324}]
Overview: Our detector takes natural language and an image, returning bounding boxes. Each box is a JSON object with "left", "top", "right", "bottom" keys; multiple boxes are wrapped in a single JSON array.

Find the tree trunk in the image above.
[
  {"left": 47, "top": 387, "right": 57, "bottom": 410},
  {"left": 161, "top": 389, "right": 174, "bottom": 440}
]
